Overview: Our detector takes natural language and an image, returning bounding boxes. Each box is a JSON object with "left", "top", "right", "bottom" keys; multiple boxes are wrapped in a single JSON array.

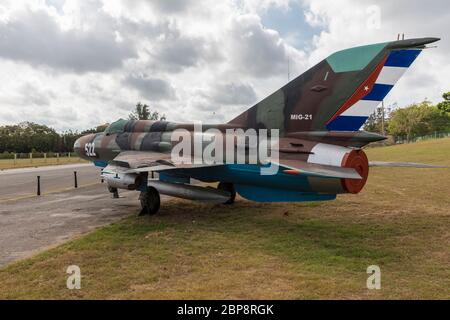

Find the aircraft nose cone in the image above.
[
  {"left": 74, "top": 137, "right": 81, "bottom": 148},
  {"left": 73, "top": 137, "right": 83, "bottom": 157},
  {"left": 73, "top": 133, "right": 96, "bottom": 159}
]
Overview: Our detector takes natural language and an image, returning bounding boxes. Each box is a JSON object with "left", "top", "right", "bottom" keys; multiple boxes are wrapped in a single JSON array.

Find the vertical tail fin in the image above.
[{"left": 228, "top": 37, "right": 439, "bottom": 134}]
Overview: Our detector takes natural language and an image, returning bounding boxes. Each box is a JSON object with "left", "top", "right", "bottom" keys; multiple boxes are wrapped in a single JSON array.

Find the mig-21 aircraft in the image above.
[{"left": 75, "top": 37, "right": 443, "bottom": 215}]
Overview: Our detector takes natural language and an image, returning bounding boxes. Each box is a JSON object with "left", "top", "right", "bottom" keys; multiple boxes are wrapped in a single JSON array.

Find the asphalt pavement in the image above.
[
  {"left": 0, "top": 164, "right": 141, "bottom": 267},
  {"left": 0, "top": 164, "right": 102, "bottom": 201}
]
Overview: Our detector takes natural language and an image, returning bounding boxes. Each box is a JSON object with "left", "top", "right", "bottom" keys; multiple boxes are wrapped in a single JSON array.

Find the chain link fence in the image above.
[{"left": 394, "top": 131, "right": 450, "bottom": 144}]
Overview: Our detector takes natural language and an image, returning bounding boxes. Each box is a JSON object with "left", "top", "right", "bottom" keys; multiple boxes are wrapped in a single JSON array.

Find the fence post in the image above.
[
  {"left": 30, "top": 152, "right": 33, "bottom": 164},
  {"left": 37, "top": 176, "right": 41, "bottom": 196},
  {"left": 74, "top": 171, "right": 78, "bottom": 188},
  {"left": 44, "top": 153, "right": 47, "bottom": 163},
  {"left": 57, "top": 153, "right": 59, "bottom": 163},
  {"left": 14, "top": 153, "right": 17, "bottom": 166}
]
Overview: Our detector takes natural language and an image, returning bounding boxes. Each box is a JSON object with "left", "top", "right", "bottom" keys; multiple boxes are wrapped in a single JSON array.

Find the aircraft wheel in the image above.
[
  {"left": 217, "top": 182, "right": 236, "bottom": 205},
  {"left": 139, "top": 187, "right": 160, "bottom": 216}
]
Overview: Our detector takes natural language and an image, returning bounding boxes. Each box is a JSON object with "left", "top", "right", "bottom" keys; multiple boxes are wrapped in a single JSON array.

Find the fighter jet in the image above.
[{"left": 75, "top": 37, "right": 442, "bottom": 215}]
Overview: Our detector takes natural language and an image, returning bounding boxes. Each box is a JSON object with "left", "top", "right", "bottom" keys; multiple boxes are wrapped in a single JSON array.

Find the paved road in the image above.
[
  {"left": 0, "top": 184, "right": 140, "bottom": 267},
  {"left": 0, "top": 164, "right": 142, "bottom": 267},
  {"left": 0, "top": 164, "right": 102, "bottom": 201}
]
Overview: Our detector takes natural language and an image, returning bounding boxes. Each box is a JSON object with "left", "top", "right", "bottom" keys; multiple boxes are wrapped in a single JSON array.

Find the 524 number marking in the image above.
[{"left": 85, "top": 142, "right": 96, "bottom": 157}]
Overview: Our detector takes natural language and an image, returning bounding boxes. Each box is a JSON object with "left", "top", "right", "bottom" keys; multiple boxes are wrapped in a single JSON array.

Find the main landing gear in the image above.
[
  {"left": 217, "top": 182, "right": 236, "bottom": 205},
  {"left": 137, "top": 182, "right": 234, "bottom": 216},
  {"left": 139, "top": 187, "right": 160, "bottom": 216}
]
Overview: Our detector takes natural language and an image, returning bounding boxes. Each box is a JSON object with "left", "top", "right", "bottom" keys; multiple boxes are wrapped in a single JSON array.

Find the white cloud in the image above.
[
  {"left": 228, "top": 14, "right": 290, "bottom": 77},
  {"left": 124, "top": 74, "right": 176, "bottom": 101},
  {"left": 301, "top": 0, "right": 450, "bottom": 108},
  {"left": 0, "top": 5, "right": 136, "bottom": 73},
  {"left": 0, "top": 0, "right": 448, "bottom": 132},
  {"left": 210, "top": 82, "right": 257, "bottom": 105}
]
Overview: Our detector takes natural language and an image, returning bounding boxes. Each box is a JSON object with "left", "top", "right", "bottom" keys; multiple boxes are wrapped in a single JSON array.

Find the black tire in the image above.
[
  {"left": 139, "top": 187, "right": 160, "bottom": 215},
  {"left": 217, "top": 182, "right": 236, "bottom": 205}
]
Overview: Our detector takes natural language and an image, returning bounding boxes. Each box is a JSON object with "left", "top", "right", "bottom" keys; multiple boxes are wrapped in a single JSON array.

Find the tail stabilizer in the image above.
[{"left": 228, "top": 37, "right": 439, "bottom": 134}]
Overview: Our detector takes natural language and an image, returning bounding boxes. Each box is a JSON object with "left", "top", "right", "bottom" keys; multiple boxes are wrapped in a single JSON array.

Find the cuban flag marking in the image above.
[{"left": 326, "top": 49, "right": 422, "bottom": 131}]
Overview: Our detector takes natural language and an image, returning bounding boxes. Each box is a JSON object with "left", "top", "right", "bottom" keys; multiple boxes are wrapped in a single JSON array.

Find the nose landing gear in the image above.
[{"left": 108, "top": 186, "right": 119, "bottom": 198}]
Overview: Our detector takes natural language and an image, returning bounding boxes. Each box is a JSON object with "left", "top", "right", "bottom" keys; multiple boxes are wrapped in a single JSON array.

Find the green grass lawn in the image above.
[
  {"left": 0, "top": 138, "right": 449, "bottom": 299},
  {"left": 0, "top": 157, "right": 87, "bottom": 170}
]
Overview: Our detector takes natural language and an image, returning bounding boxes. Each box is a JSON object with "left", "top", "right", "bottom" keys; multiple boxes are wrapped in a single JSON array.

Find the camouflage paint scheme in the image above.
[{"left": 74, "top": 37, "right": 439, "bottom": 203}]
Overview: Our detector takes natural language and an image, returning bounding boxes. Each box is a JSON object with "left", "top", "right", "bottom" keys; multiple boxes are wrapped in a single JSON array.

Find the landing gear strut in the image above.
[
  {"left": 139, "top": 187, "right": 160, "bottom": 216},
  {"left": 217, "top": 182, "right": 236, "bottom": 204},
  {"left": 108, "top": 186, "right": 119, "bottom": 198}
]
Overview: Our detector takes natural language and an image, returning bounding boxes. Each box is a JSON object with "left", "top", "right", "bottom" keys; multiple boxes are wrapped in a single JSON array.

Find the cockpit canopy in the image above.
[{"left": 104, "top": 119, "right": 128, "bottom": 135}]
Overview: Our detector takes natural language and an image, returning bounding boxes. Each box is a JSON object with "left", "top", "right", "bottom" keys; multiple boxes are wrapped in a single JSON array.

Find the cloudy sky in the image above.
[{"left": 0, "top": 0, "right": 448, "bottom": 131}]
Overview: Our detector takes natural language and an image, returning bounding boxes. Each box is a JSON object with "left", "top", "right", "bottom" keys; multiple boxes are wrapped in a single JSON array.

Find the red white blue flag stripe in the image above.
[{"left": 327, "top": 49, "right": 422, "bottom": 131}]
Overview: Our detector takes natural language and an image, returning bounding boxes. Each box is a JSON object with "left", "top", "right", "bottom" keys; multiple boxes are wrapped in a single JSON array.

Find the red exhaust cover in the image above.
[{"left": 341, "top": 150, "right": 369, "bottom": 194}]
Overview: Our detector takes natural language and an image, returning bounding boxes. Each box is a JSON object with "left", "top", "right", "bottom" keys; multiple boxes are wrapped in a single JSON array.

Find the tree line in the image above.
[
  {"left": 0, "top": 122, "right": 108, "bottom": 155},
  {"left": 0, "top": 103, "right": 165, "bottom": 154},
  {"left": 364, "top": 92, "right": 450, "bottom": 141},
  {"left": 1, "top": 95, "right": 449, "bottom": 155}
]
